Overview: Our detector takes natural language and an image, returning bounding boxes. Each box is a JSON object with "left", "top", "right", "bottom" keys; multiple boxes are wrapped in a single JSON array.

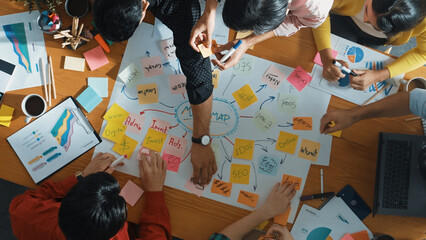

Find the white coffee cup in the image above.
[
  {"left": 401, "top": 77, "right": 426, "bottom": 92},
  {"left": 21, "top": 94, "right": 47, "bottom": 123}
]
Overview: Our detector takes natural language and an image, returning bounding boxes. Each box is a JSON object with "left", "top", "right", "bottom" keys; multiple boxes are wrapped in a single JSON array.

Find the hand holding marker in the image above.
[
  {"left": 332, "top": 60, "right": 358, "bottom": 76},
  {"left": 212, "top": 40, "right": 243, "bottom": 71},
  {"left": 110, "top": 154, "right": 127, "bottom": 168}
]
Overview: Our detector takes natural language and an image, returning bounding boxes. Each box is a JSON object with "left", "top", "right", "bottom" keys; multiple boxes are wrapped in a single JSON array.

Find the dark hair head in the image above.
[
  {"left": 222, "top": 0, "right": 288, "bottom": 35},
  {"left": 373, "top": 0, "right": 426, "bottom": 36},
  {"left": 58, "top": 172, "right": 127, "bottom": 240},
  {"left": 93, "top": 0, "right": 142, "bottom": 42}
]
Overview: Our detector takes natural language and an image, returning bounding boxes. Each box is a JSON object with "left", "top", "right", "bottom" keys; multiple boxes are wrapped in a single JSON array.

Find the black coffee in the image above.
[
  {"left": 25, "top": 96, "right": 45, "bottom": 116},
  {"left": 66, "top": 0, "right": 89, "bottom": 17}
]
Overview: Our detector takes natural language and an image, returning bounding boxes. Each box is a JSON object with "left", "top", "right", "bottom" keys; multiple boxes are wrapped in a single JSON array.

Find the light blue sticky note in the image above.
[
  {"left": 258, "top": 155, "right": 279, "bottom": 176},
  {"left": 88, "top": 77, "right": 108, "bottom": 97},
  {"left": 76, "top": 86, "right": 103, "bottom": 113}
]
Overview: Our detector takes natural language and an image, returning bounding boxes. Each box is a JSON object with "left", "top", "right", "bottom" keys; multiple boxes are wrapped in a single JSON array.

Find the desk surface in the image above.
[{"left": 1, "top": 2, "right": 425, "bottom": 240}]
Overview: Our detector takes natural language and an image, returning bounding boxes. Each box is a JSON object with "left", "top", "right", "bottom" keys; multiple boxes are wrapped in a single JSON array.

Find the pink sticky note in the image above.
[
  {"left": 169, "top": 74, "right": 187, "bottom": 94},
  {"left": 341, "top": 233, "right": 355, "bottom": 240},
  {"left": 83, "top": 46, "right": 109, "bottom": 71},
  {"left": 163, "top": 153, "right": 182, "bottom": 172},
  {"left": 137, "top": 146, "right": 150, "bottom": 161},
  {"left": 261, "top": 65, "right": 286, "bottom": 90},
  {"left": 184, "top": 177, "right": 205, "bottom": 197},
  {"left": 287, "top": 66, "right": 312, "bottom": 92},
  {"left": 149, "top": 118, "right": 171, "bottom": 134},
  {"left": 119, "top": 180, "right": 144, "bottom": 206},
  {"left": 124, "top": 113, "right": 145, "bottom": 135},
  {"left": 141, "top": 56, "right": 163, "bottom": 77},
  {"left": 164, "top": 135, "right": 188, "bottom": 158},
  {"left": 160, "top": 38, "right": 177, "bottom": 60},
  {"left": 313, "top": 49, "right": 338, "bottom": 66}
]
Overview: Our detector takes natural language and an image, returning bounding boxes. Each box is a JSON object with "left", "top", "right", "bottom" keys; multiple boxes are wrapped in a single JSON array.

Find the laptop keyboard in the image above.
[{"left": 382, "top": 140, "right": 412, "bottom": 210}]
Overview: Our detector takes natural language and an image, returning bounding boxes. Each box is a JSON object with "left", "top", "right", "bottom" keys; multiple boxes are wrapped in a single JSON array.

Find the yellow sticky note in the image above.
[
  {"left": 229, "top": 164, "right": 250, "bottom": 184},
  {"left": 212, "top": 69, "right": 220, "bottom": 89},
  {"left": 236, "top": 31, "right": 254, "bottom": 50},
  {"left": 143, "top": 128, "right": 167, "bottom": 152},
  {"left": 103, "top": 103, "right": 129, "bottom": 124},
  {"left": 281, "top": 174, "right": 302, "bottom": 190},
  {"left": 232, "top": 84, "right": 258, "bottom": 110},
  {"left": 276, "top": 131, "right": 299, "bottom": 154},
  {"left": 233, "top": 138, "right": 255, "bottom": 160},
  {"left": 255, "top": 220, "right": 270, "bottom": 231},
  {"left": 0, "top": 104, "right": 14, "bottom": 127},
  {"left": 298, "top": 139, "right": 321, "bottom": 162},
  {"left": 102, "top": 122, "right": 127, "bottom": 142},
  {"left": 237, "top": 190, "right": 258, "bottom": 208},
  {"left": 327, "top": 121, "right": 342, "bottom": 137},
  {"left": 112, "top": 135, "right": 138, "bottom": 157},
  {"left": 137, "top": 83, "right": 158, "bottom": 104},
  {"left": 274, "top": 207, "right": 291, "bottom": 226}
]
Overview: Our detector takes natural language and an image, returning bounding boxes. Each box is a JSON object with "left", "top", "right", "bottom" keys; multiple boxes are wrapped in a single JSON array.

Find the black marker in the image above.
[
  {"left": 300, "top": 192, "right": 335, "bottom": 201},
  {"left": 332, "top": 60, "right": 358, "bottom": 76}
]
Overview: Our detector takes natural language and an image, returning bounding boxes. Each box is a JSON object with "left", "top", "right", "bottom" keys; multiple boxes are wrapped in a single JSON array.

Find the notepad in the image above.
[
  {"left": 76, "top": 86, "right": 103, "bottom": 113},
  {"left": 0, "top": 104, "right": 14, "bottom": 127},
  {"left": 120, "top": 180, "right": 144, "bottom": 206},
  {"left": 64, "top": 56, "right": 85, "bottom": 72},
  {"left": 83, "top": 46, "right": 109, "bottom": 71},
  {"left": 88, "top": 77, "right": 108, "bottom": 97}
]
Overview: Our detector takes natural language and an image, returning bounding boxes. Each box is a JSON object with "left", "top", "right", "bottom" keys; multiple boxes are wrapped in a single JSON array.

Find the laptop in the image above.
[{"left": 374, "top": 132, "right": 426, "bottom": 217}]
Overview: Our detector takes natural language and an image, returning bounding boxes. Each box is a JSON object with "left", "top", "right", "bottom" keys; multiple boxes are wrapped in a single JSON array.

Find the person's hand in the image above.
[
  {"left": 320, "top": 109, "right": 358, "bottom": 134},
  {"left": 139, "top": 150, "right": 167, "bottom": 191},
  {"left": 265, "top": 224, "right": 294, "bottom": 240},
  {"left": 191, "top": 143, "right": 217, "bottom": 185},
  {"left": 350, "top": 68, "right": 390, "bottom": 90},
  {"left": 211, "top": 39, "right": 249, "bottom": 71},
  {"left": 189, "top": 11, "right": 216, "bottom": 52},
  {"left": 319, "top": 48, "right": 346, "bottom": 81},
  {"left": 258, "top": 183, "right": 295, "bottom": 219},
  {"left": 83, "top": 152, "right": 123, "bottom": 177}
]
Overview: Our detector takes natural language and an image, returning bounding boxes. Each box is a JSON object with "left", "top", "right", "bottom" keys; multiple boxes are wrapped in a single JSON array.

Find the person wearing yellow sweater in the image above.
[{"left": 312, "top": 0, "right": 426, "bottom": 90}]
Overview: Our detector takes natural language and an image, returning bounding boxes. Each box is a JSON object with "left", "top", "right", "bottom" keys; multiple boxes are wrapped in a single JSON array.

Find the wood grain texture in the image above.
[{"left": 0, "top": 1, "right": 425, "bottom": 239}]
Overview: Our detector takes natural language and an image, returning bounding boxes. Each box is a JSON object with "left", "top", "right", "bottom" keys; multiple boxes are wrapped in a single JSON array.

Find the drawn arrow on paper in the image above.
[
  {"left": 169, "top": 123, "right": 179, "bottom": 130},
  {"left": 229, "top": 100, "right": 236, "bottom": 104},
  {"left": 222, "top": 73, "right": 237, "bottom": 96},
  {"left": 280, "top": 155, "right": 287, "bottom": 165},
  {"left": 217, "top": 159, "right": 227, "bottom": 180},
  {"left": 145, "top": 51, "right": 150, "bottom": 57},
  {"left": 159, "top": 102, "right": 175, "bottom": 108},
  {"left": 182, "top": 132, "right": 188, "bottom": 138},
  {"left": 251, "top": 161, "right": 258, "bottom": 191},
  {"left": 259, "top": 96, "right": 275, "bottom": 109},
  {"left": 255, "top": 143, "right": 268, "bottom": 152},
  {"left": 162, "top": 62, "right": 178, "bottom": 74},
  {"left": 140, "top": 109, "right": 175, "bottom": 115},
  {"left": 289, "top": 85, "right": 294, "bottom": 94},
  {"left": 255, "top": 84, "right": 268, "bottom": 93},
  {"left": 255, "top": 138, "right": 277, "bottom": 144},
  {"left": 121, "top": 85, "right": 138, "bottom": 100},
  {"left": 278, "top": 122, "right": 293, "bottom": 128},
  {"left": 220, "top": 139, "right": 232, "bottom": 163}
]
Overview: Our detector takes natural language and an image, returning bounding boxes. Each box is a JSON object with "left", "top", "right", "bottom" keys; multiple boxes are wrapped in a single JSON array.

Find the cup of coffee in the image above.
[
  {"left": 21, "top": 94, "right": 47, "bottom": 123},
  {"left": 403, "top": 77, "right": 426, "bottom": 92}
]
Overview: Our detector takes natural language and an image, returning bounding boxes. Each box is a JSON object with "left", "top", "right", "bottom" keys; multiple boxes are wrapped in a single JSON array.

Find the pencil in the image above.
[
  {"left": 48, "top": 62, "right": 52, "bottom": 107},
  {"left": 40, "top": 58, "right": 49, "bottom": 103},
  {"left": 320, "top": 169, "right": 324, "bottom": 201},
  {"left": 404, "top": 116, "right": 421, "bottom": 122},
  {"left": 49, "top": 56, "right": 57, "bottom": 99},
  {"left": 362, "top": 84, "right": 390, "bottom": 106}
]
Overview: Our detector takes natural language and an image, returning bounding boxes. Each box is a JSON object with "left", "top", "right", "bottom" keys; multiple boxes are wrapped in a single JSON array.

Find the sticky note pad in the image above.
[
  {"left": 281, "top": 174, "right": 302, "bottom": 190},
  {"left": 112, "top": 135, "right": 138, "bottom": 157},
  {"left": 119, "top": 180, "right": 144, "bottom": 207},
  {"left": 232, "top": 84, "right": 258, "bottom": 110},
  {"left": 160, "top": 38, "right": 176, "bottom": 60},
  {"left": 141, "top": 56, "right": 163, "bottom": 77},
  {"left": 258, "top": 155, "right": 279, "bottom": 176},
  {"left": 88, "top": 77, "right": 108, "bottom": 97},
  {"left": 262, "top": 65, "right": 286, "bottom": 90},
  {"left": 64, "top": 56, "right": 85, "bottom": 72},
  {"left": 255, "top": 220, "right": 269, "bottom": 231},
  {"left": 253, "top": 108, "right": 276, "bottom": 131},
  {"left": 197, "top": 42, "right": 215, "bottom": 58},
  {"left": 229, "top": 164, "right": 250, "bottom": 184},
  {"left": 123, "top": 113, "right": 145, "bottom": 135},
  {"left": 169, "top": 74, "right": 186, "bottom": 94},
  {"left": 327, "top": 120, "right": 342, "bottom": 137},
  {"left": 150, "top": 118, "right": 171, "bottom": 134},
  {"left": 276, "top": 131, "right": 299, "bottom": 154},
  {"left": 143, "top": 128, "right": 167, "bottom": 152},
  {"left": 298, "top": 139, "right": 321, "bottom": 162},
  {"left": 237, "top": 190, "right": 258, "bottom": 208},
  {"left": 313, "top": 49, "right": 338, "bottom": 66},
  {"left": 212, "top": 69, "right": 220, "bottom": 89},
  {"left": 341, "top": 233, "right": 355, "bottom": 240},
  {"left": 83, "top": 46, "right": 109, "bottom": 71},
  {"left": 162, "top": 153, "right": 181, "bottom": 172},
  {"left": 0, "top": 104, "right": 14, "bottom": 127},
  {"left": 287, "top": 66, "right": 312, "bottom": 92},
  {"left": 350, "top": 230, "right": 369, "bottom": 240},
  {"left": 118, "top": 63, "right": 142, "bottom": 85},
  {"left": 274, "top": 207, "right": 291, "bottom": 226},
  {"left": 184, "top": 177, "right": 205, "bottom": 197},
  {"left": 277, "top": 93, "right": 298, "bottom": 114},
  {"left": 211, "top": 179, "right": 232, "bottom": 197},
  {"left": 76, "top": 86, "right": 103, "bottom": 113},
  {"left": 103, "top": 103, "right": 129, "bottom": 124},
  {"left": 164, "top": 135, "right": 187, "bottom": 158},
  {"left": 102, "top": 121, "right": 127, "bottom": 142},
  {"left": 293, "top": 117, "right": 313, "bottom": 130},
  {"left": 233, "top": 138, "right": 255, "bottom": 160},
  {"left": 137, "top": 83, "right": 158, "bottom": 104}
]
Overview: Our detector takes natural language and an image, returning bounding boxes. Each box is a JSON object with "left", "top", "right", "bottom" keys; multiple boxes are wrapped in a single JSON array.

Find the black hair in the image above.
[
  {"left": 373, "top": 0, "right": 426, "bottom": 37},
  {"left": 222, "top": 0, "right": 288, "bottom": 35},
  {"left": 58, "top": 172, "right": 127, "bottom": 240},
  {"left": 93, "top": 0, "right": 142, "bottom": 42}
]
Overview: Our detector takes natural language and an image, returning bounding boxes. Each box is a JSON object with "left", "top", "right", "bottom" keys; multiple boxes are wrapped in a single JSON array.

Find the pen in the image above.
[
  {"left": 332, "top": 60, "right": 358, "bottom": 76},
  {"left": 212, "top": 40, "right": 243, "bottom": 71},
  {"left": 320, "top": 168, "right": 324, "bottom": 200},
  {"left": 110, "top": 154, "right": 127, "bottom": 168},
  {"left": 300, "top": 192, "right": 335, "bottom": 201}
]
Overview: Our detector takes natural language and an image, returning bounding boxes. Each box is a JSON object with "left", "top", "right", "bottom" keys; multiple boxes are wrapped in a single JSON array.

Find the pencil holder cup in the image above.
[{"left": 37, "top": 10, "right": 62, "bottom": 34}]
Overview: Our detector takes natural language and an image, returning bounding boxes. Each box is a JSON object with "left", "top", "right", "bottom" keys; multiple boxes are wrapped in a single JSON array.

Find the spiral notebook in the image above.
[{"left": 7, "top": 97, "right": 102, "bottom": 184}]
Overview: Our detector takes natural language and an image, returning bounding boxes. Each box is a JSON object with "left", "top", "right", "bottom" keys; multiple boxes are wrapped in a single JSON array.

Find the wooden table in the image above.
[{"left": 1, "top": 2, "right": 425, "bottom": 239}]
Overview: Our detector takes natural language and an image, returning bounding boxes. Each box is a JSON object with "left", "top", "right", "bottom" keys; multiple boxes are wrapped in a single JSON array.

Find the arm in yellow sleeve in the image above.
[{"left": 312, "top": 15, "right": 332, "bottom": 51}]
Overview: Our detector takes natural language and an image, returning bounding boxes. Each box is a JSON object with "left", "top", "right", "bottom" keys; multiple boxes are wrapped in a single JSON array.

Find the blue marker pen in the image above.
[{"left": 213, "top": 40, "right": 243, "bottom": 71}]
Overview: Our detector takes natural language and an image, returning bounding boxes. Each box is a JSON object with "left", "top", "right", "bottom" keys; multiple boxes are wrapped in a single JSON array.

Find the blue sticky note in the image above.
[
  {"left": 88, "top": 77, "right": 108, "bottom": 97},
  {"left": 76, "top": 86, "right": 102, "bottom": 113},
  {"left": 258, "top": 155, "right": 279, "bottom": 176}
]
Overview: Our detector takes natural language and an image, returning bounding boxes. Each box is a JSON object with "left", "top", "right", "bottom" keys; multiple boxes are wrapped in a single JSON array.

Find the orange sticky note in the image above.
[
  {"left": 273, "top": 207, "right": 291, "bottom": 226},
  {"left": 276, "top": 131, "right": 299, "bottom": 154},
  {"left": 298, "top": 139, "right": 321, "bottom": 162},
  {"left": 281, "top": 174, "right": 302, "bottom": 190},
  {"left": 232, "top": 84, "right": 258, "bottom": 110},
  {"left": 143, "top": 128, "right": 167, "bottom": 152},
  {"left": 198, "top": 44, "right": 213, "bottom": 58},
  {"left": 103, "top": 103, "right": 129, "bottom": 124},
  {"left": 137, "top": 83, "right": 158, "bottom": 104},
  {"left": 350, "top": 230, "right": 369, "bottom": 240},
  {"left": 229, "top": 164, "right": 250, "bottom": 184},
  {"left": 211, "top": 179, "right": 233, "bottom": 197},
  {"left": 233, "top": 138, "right": 255, "bottom": 160},
  {"left": 237, "top": 190, "right": 259, "bottom": 208},
  {"left": 102, "top": 121, "right": 127, "bottom": 143},
  {"left": 212, "top": 69, "right": 220, "bottom": 89},
  {"left": 341, "top": 233, "right": 355, "bottom": 240},
  {"left": 293, "top": 117, "right": 312, "bottom": 130},
  {"left": 112, "top": 135, "right": 138, "bottom": 157}
]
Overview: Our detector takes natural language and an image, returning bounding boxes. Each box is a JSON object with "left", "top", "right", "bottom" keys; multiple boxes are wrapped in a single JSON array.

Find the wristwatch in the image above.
[
  {"left": 75, "top": 171, "right": 84, "bottom": 181},
  {"left": 192, "top": 135, "right": 212, "bottom": 146}
]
